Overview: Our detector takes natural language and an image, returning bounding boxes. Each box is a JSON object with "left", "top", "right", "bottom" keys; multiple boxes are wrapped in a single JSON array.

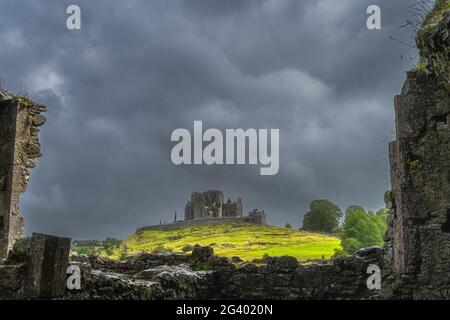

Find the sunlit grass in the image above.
[{"left": 100, "top": 222, "right": 341, "bottom": 262}]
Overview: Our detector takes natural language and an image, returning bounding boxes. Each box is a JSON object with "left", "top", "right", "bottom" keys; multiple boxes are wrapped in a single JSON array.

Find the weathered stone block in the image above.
[
  {"left": 4, "top": 165, "right": 29, "bottom": 193},
  {"left": 191, "top": 245, "right": 213, "bottom": 262},
  {"left": 394, "top": 95, "right": 427, "bottom": 140},
  {"left": 25, "top": 233, "right": 71, "bottom": 299},
  {"left": 0, "top": 264, "right": 26, "bottom": 299}
]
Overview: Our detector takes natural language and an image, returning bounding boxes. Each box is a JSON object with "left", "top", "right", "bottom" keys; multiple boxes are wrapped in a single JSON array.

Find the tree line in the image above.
[{"left": 299, "top": 199, "right": 388, "bottom": 255}]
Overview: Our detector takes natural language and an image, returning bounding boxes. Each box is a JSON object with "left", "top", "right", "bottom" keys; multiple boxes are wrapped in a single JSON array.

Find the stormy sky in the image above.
[{"left": 0, "top": 0, "right": 419, "bottom": 239}]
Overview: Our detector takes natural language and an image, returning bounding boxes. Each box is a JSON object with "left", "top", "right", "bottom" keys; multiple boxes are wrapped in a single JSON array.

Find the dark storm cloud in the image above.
[{"left": 0, "top": 0, "right": 417, "bottom": 238}]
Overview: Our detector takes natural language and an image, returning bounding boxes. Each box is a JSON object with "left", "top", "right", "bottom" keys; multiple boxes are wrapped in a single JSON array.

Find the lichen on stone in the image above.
[{"left": 416, "top": 0, "right": 450, "bottom": 87}]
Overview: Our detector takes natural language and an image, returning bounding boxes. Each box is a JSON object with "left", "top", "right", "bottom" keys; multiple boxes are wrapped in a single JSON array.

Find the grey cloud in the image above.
[{"left": 0, "top": 0, "right": 417, "bottom": 238}]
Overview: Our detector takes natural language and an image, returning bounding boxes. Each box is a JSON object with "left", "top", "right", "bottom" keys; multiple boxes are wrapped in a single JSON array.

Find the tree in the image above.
[
  {"left": 285, "top": 222, "right": 293, "bottom": 229},
  {"left": 302, "top": 199, "right": 343, "bottom": 234},
  {"left": 340, "top": 206, "right": 388, "bottom": 254}
]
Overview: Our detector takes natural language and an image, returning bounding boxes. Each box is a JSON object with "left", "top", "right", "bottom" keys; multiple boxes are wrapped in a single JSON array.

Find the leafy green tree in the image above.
[
  {"left": 340, "top": 206, "right": 387, "bottom": 254},
  {"left": 302, "top": 199, "right": 343, "bottom": 234},
  {"left": 285, "top": 222, "right": 293, "bottom": 229}
]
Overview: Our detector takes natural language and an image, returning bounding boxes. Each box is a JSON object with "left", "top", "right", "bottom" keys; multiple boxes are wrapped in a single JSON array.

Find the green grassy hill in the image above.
[{"left": 101, "top": 222, "right": 341, "bottom": 262}]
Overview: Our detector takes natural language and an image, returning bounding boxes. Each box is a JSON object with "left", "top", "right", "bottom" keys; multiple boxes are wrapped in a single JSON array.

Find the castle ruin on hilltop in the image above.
[
  {"left": 183, "top": 190, "right": 267, "bottom": 225},
  {"left": 185, "top": 190, "right": 243, "bottom": 220},
  {"left": 136, "top": 190, "right": 268, "bottom": 232}
]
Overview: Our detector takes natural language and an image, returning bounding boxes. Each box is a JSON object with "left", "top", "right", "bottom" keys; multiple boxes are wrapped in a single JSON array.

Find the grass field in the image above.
[
  {"left": 100, "top": 222, "right": 341, "bottom": 262},
  {"left": 71, "top": 245, "right": 103, "bottom": 255}
]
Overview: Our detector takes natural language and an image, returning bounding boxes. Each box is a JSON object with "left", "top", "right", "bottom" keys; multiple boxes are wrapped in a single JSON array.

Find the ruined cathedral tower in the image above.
[
  {"left": 184, "top": 190, "right": 243, "bottom": 220},
  {"left": 0, "top": 90, "right": 46, "bottom": 259}
]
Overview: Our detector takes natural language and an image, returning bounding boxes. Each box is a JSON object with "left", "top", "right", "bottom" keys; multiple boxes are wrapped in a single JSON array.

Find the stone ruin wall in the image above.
[
  {"left": 382, "top": 7, "right": 450, "bottom": 299},
  {"left": 185, "top": 190, "right": 243, "bottom": 220},
  {"left": 0, "top": 89, "right": 46, "bottom": 259}
]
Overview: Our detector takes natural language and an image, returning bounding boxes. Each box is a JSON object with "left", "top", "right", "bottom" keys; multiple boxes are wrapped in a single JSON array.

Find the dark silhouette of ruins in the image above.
[
  {"left": 136, "top": 190, "right": 268, "bottom": 232},
  {"left": 185, "top": 190, "right": 243, "bottom": 220}
]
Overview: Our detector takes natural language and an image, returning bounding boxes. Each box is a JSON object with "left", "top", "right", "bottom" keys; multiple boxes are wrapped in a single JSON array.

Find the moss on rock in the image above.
[{"left": 416, "top": 1, "right": 450, "bottom": 87}]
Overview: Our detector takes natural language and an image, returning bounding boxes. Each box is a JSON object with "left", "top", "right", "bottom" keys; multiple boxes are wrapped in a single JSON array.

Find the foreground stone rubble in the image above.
[{"left": 1, "top": 240, "right": 382, "bottom": 300}]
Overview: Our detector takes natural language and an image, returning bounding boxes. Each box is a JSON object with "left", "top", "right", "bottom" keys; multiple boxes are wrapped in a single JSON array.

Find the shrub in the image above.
[
  {"left": 302, "top": 199, "right": 343, "bottom": 233},
  {"left": 152, "top": 244, "right": 173, "bottom": 253},
  {"left": 340, "top": 206, "right": 388, "bottom": 254}
]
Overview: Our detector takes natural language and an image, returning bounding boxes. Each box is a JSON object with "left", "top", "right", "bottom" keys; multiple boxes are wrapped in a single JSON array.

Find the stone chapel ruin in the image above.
[
  {"left": 184, "top": 190, "right": 268, "bottom": 225},
  {"left": 185, "top": 190, "right": 243, "bottom": 220},
  {"left": 137, "top": 190, "right": 268, "bottom": 232}
]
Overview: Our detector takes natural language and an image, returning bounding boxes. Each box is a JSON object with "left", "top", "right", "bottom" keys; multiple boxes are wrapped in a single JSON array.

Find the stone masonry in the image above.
[
  {"left": 25, "top": 233, "right": 71, "bottom": 299},
  {"left": 185, "top": 190, "right": 243, "bottom": 220},
  {"left": 0, "top": 89, "right": 46, "bottom": 259},
  {"left": 382, "top": 5, "right": 450, "bottom": 299}
]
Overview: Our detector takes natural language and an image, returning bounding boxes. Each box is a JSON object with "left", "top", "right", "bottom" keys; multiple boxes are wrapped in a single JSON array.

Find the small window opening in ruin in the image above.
[
  {"left": 441, "top": 210, "right": 450, "bottom": 233},
  {"left": 435, "top": 114, "right": 448, "bottom": 124},
  {"left": 435, "top": 114, "right": 448, "bottom": 129}
]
